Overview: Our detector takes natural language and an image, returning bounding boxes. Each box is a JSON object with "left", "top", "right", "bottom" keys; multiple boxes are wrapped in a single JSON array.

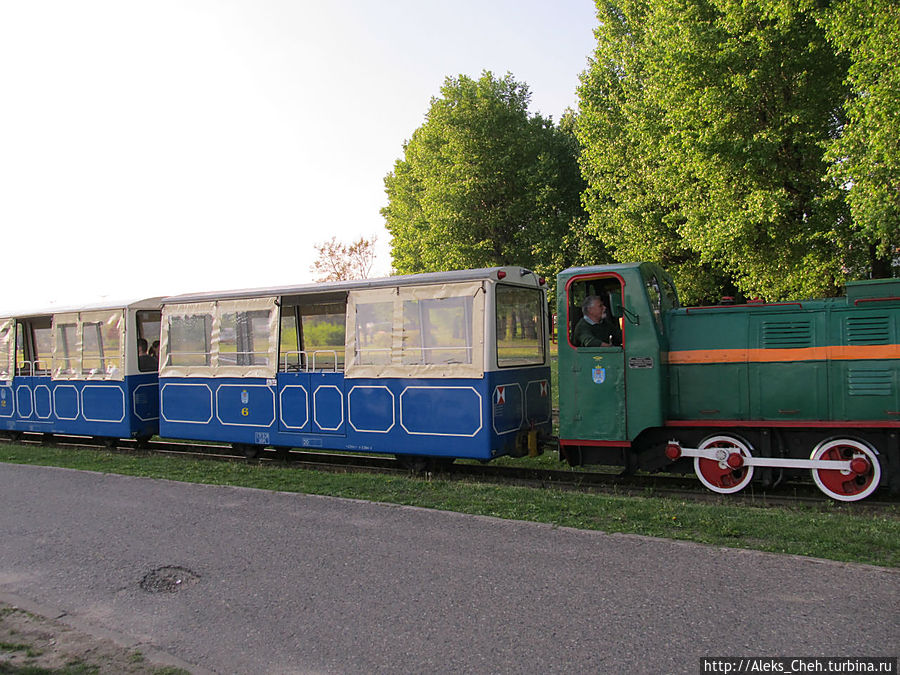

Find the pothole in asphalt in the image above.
[{"left": 140, "top": 566, "right": 201, "bottom": 593}]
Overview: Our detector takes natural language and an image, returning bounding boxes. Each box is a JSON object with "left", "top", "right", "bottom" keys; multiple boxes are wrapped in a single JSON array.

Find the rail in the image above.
[{"left": 3, "top": 431, "right": 896, "bottom": 510}]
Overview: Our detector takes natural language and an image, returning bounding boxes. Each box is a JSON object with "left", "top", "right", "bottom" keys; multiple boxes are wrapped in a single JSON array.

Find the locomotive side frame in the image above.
[{"left": 557, "top": 262, "right": 900, "bottom": 501}]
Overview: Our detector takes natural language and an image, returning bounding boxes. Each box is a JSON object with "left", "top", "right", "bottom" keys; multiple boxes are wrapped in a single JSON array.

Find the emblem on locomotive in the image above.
[{"left": 592, "top": 367, "right": 606, "bottom": 384}]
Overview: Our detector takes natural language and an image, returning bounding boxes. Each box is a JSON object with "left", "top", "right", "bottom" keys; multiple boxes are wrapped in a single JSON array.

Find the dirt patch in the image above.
[{"left": 0, "top": 602, "right": 191, "bottom": 674}]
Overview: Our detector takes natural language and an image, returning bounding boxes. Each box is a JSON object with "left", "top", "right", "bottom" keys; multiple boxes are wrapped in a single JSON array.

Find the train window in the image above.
[
  {"left": 15, "top": 322, "right": 29, "bottom": 375},
  {"left": 354, "top": 301, "right": 393, "bottom": 366},
  {"left": 168, "top": 314, "right": 212, "bottom": 367},
  {"left": 402, "top": 296, "right": 473, "bottom": 366},
  {"left": 137, "top": 311, "right": 161, "bottom": 349},
  {"left": 0, "top": 318, "right": 12, "bottom": 381},
  {"left": 14, "top": 320, "right": 48, "bottom": 376},
  {"left": 220, "top": 310, "right": 271, "bottom": 366},
  {"left": 54, "top": 322, "right": 78, "bottom": 377},
  {"left": 345, "top": 281, "right": 485, "bottom": 378},
  {"left": 32, "top": 319, "right": 53, "bottom": 375},
  {"left": 215, "top": 299, "right": 277, "bottom": 376},
  {"left": 280, "top": 309, "right": 300, "bottom": 371},
  {"left": 663, "top": 277, "right": 679, "bottom": 309},
  {"left": 496, "top": 285, "right": 544, "bottom": 367},
  {"left": 81, "top": 313, "right": 123, "bottom": 377},
  {"left": 646, "top": 276, "right": 663, "bottom": 331},
  {"left": 161, "top": 298, "right": 277, "bottom": 377},
  {"left": 301, "top": 302, "right": 345, "bottom": 371},
  {"left": 279, "top": 301, "right": 346, "bottom": 372},
  {"left": 82, "top": 323, "right": 105, "bottom": 374}
]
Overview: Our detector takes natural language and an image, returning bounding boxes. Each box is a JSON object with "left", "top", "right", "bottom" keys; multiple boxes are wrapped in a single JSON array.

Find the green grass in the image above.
[
  {"left": 1, "top": 443, "right": 897, "bottom": 567},
  {"left": 0, "top": 663, "right": 99, "bottom": 674},
  {"left": 0, "top": 642, "right": 43, "bottom": 658}
]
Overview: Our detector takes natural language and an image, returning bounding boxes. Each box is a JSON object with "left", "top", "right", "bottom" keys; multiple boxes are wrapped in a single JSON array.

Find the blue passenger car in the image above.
[
  {"left": 157, "top": 268, "right": 552, "bottom": 461},
  {"left": 0, "top": 299, "right": 163, "bottom": 442}
]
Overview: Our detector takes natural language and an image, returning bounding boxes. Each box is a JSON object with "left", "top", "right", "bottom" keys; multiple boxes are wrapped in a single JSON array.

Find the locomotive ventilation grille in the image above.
[
  {"left": 761, "top": 320, "right": 813, "bottom": 349},
  {"left": 845, "top": 315, "right": 891, "bottom": 345},
  {"left": 845, "top": 316, "right": 893, "bottom": 397},
  {"left": 847, "top": 367, "right": 892, "bottom": 396}
]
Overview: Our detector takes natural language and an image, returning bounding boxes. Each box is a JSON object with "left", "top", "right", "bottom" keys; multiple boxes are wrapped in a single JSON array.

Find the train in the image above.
[
  {"left": 2, "top": 262, "right": 898, "bottom": 501},
  {"left": 1, "top": 268, "right": 552, "bottom": 471}
]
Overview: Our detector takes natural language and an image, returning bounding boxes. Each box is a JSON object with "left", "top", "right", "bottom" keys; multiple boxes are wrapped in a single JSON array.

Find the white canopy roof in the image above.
[
  {"left": 3, "top": 296, "right": 164, "bottom": 319},
  {"left": 161, "top": 267, "right": 544, "bottom": 305}
]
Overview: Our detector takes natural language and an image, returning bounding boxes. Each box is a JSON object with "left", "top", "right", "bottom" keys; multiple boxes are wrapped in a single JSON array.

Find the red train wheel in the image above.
[
  {"left": 694, "top": 435, "right": 754, "bottom": 494},
  {"left": 810, "top": 439, "right": 881, "bottom": 502}
]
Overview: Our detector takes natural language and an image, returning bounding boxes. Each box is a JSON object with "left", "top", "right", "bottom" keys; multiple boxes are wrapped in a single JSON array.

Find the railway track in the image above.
[{"left": 3, "top": 431, "right": 898, "bottom": 511}]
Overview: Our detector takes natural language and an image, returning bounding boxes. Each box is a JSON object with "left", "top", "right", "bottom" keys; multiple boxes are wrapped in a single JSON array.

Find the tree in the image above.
[
  {"left": 310, "top": 236, "right": 377, "bottom": 282},
  {"left": 577, "top": 0, "right": 855, "bottom": 302},
  {"left": 576, "top": 0, "right": 731, "bottom": 303},
  {"left": 823, "top": 0, "right": 900, "bottom": 277},
  {"left": 383, "top": 71, "right": 599, "bottom": 282}
]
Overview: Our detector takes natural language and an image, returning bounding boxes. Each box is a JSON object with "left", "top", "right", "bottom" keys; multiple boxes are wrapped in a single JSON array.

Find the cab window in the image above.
[
  {"left": 645, "top": 275, "right": 663, "bottom": 332},
  {"left": 567, "top": 278, "right": 623, "bottom": 349}
]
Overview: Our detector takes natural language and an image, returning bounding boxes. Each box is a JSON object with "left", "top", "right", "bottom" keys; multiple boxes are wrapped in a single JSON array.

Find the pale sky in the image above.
[{"left": 0, "top": 0, "right": 598, "bottom": 312}]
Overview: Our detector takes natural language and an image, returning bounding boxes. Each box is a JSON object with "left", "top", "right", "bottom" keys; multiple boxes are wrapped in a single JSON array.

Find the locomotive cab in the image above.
[{"left": 558, "top": 263, "right": 677, "bottom": 467}]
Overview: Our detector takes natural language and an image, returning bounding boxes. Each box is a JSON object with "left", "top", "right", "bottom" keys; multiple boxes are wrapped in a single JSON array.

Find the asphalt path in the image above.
[{"left": 0, "top": 463, "right": 897, "bottom": 674}]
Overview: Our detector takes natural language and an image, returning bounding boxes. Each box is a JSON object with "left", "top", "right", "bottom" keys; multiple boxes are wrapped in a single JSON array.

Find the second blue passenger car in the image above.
[{"left": 157, "top": 268, "right": 552, "bottom": 462}]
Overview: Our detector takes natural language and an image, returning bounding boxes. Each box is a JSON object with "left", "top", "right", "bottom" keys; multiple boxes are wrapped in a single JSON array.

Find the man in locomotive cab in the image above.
[{"left": 574, "top": 295, "right": 621, "bottom": 347}]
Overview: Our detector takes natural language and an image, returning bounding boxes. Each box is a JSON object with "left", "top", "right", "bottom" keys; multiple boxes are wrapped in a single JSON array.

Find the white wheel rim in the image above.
[
  {"left": 810, "top": 439, "right": 881, "bottom": 502},
  {"left": 694, "top": 435, "right": 755, "bottom": 494}
]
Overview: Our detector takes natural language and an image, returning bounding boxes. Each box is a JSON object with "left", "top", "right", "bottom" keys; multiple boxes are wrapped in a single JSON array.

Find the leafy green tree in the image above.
[
  {"left": 383, "top": 72, "right": 599, "bottom": 283},
  {"left": 578, "top": 0, "right": 854, "bottom": 302},
  {"left": 823, "top": 0, "right": 900, "bottom": 277},
  {"left": 576, "top": 0, "right": 730, "bottom": 303}
]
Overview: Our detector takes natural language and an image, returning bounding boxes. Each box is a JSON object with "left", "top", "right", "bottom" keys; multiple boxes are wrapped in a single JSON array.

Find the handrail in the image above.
[
  {"left": 854, "top": 296, "right": 900, "bottom": 306},
  {"left": 283, "top": 350, "right": 308, "bottom": 372},
  {"left": 15, "top": 360, "right": 50, "bottom": 377},
  {"left": 282, "top": 350, "right": 342, "bottom": 373},
  {"left": 412, "top": 345, "right": 474, "bottom": 352},
  {"left": 684, "top": 302, "right": 803, "bottom": 314},
  {"left": 312, "top": 350, "right": 339, "bottom": 372},
  {"left": 217, "top": 350, "right": 271, "bottom": 366}
]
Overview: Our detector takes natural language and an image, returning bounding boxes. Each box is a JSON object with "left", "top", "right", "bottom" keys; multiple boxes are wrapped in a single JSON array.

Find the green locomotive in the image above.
[{"left": 558, "top": 262, "right": 899, "bottom": 501}]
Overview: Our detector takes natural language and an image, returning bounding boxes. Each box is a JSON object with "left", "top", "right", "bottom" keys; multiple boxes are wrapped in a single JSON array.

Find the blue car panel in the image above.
[
  {"left": 3, "top": 374, "right": 158, "bottom": 440},
  {"left": 159, "top": 365, "right": 551, "bottom": 460}
]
